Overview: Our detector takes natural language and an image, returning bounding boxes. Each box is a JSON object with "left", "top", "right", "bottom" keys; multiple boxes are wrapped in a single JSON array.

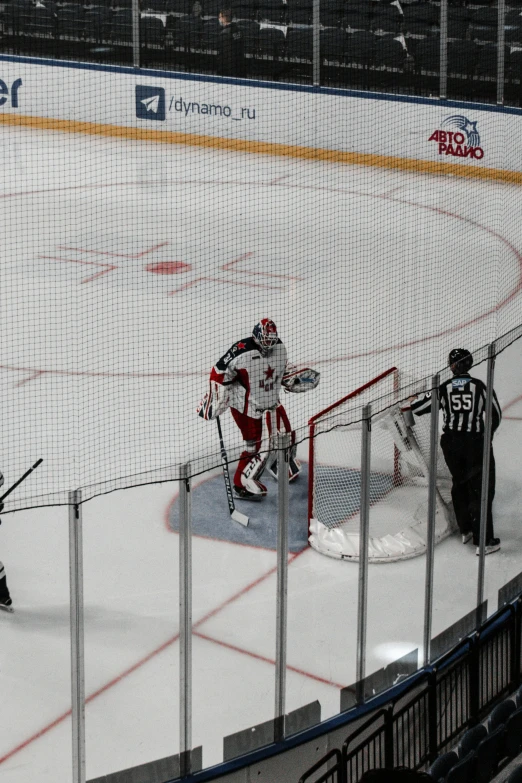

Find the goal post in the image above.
[{"left": 308, "top": 368, "right": 456, "bottom": 563}]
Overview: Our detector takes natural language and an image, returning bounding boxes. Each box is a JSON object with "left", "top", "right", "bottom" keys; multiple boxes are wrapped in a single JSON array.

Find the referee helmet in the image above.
[{"left": 448, "top": 348, "right": 473, "bottom": 374}]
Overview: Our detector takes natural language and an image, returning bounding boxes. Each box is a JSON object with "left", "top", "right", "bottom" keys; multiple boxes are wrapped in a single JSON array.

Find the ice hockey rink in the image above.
[{"left": 1, "top": 126, "right": 522, "bottom": 782}]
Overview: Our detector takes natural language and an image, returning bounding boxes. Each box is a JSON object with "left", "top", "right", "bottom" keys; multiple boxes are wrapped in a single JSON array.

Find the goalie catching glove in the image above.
[
  {"left": 197, "top": 380, "right": 230, "bottom": 421},
  {"left": 281, "top": 366, "right": 320, "bottom": 393}
]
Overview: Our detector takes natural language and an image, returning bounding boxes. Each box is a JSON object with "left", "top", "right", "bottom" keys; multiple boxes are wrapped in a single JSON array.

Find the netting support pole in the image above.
[
  {"left": 69, "top": 489, "right": 86, "bottom": 783},
  {"left": 497, "top": 0, "right": 506, "bottom": 104},
  {"left": 423, "top": 374, "right": 440, "bottom": 667},
  {"left": 179, "top": 463, "right": 193, "bottom": 776},
  {"left": 312, "top": 0, "right": 320, "bottom": 85},
  {"left": 356, "top": 404, "right": 371, "bottom": 700},
  {"left": 275, "top": 432, "right": 290, "bottom": 740},
  {"left": 132, "top": 0, "right": 140, "bottom": 67},
  {"left": 477, "top": 343, "right": 496, "bottom": 614},
  {"left": 439, "top": 0, "right": 448, "bottom": 99}
]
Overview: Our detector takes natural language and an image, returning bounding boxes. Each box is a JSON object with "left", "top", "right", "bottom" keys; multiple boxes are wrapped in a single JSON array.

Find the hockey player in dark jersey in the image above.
[
  {"left": 410, "top": 348, "right": 501, "bottom": 555},
  {"left": 198, "top": 319, "right": 319, "bottom": 500},
  {"left": 0, "top": 556, "right": 13, "bottom": 612},
  {"left": 0, "top": 471, "right": 12, "bottom": 612}
]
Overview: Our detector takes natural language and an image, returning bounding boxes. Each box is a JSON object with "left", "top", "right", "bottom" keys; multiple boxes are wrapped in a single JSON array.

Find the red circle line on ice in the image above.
[{"left": 0, "top": 177, "right": 521, "bottom": 379}]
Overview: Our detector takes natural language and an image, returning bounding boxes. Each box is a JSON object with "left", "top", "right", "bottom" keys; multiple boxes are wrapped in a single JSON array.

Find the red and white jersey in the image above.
[{"left": 210, "top": 337, "right": 288, "bottom": 419}]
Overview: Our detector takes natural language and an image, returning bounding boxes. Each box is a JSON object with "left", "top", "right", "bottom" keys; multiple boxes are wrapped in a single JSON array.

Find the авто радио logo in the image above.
[
  {"left": 428, "top": 115, "right": 484, "bottom": 160},
  {"left": 135, "top": 85, "right": 166, "bottom": 121}
]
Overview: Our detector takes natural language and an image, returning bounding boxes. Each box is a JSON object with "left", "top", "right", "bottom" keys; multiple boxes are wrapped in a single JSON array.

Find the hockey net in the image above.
[{"left": 308, "top": 368, "right": 457, "bottom": 563}]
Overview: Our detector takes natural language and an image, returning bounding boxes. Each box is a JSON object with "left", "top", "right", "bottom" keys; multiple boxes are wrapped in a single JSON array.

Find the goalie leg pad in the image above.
[{"left": 234, "top": 452, "right": 268, "bottom": 496}]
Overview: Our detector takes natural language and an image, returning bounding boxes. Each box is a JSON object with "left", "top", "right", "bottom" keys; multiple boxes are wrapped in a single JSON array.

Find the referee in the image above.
[{"left": 411, "top": 348, "right": 502, "bottom": 555}]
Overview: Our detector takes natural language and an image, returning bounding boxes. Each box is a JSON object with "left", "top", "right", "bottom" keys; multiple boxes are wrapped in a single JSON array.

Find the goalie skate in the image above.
[
  {"left": 0, "top": 597, "right": 14, "bottom": 613},
  {"left": 234, "top": 481, "right": 267, "bottom": 500}
]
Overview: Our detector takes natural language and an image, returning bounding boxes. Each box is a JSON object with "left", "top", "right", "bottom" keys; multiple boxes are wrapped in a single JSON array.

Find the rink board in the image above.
[{"left": 0, "top": 55, "right": 521, "bottom": 181}]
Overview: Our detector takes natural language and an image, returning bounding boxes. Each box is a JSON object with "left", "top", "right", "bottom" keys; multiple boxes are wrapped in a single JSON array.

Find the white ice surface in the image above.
[{"left": 0, "top": 128, "right": 521, "bottom": 781}]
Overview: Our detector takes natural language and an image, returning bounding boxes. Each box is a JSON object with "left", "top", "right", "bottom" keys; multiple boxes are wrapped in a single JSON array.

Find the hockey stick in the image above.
[
  {"left": 0, "top": 458, "right": 43, "bottom": 504},
  {"left": 216, "top": 417, "right": 249, "bottom": 527}
]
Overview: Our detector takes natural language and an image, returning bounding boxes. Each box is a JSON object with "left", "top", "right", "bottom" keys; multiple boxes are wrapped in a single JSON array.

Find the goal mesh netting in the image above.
[{"left": 309, "top": 368, "right": 457, "bottom": 562}]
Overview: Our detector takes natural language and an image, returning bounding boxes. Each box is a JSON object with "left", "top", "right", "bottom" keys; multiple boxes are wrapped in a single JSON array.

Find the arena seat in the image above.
[
  {"left": 488, "top": 699, "right": 518, "bottom": 733},
  {"left": 374, "top": 35, "right": 407, "bottom": 68},
  {"left": 428, "top": 750, "right": 459, "bottom": 781},
  {"left": 286, "top": 28, "right": 312, "bottom": 59},
  {"left": 140, "top": 15, "right": 166, "bottom": 45},
  {"left": 502, "top": 707, "right": 522, "bottom": 759},
  {"left": 506, "top": 765, "right": 522, "bottom": 783},
  {"left": 474, "top": 724, "right": 504, "bottom": 783},
  {"left": 321, "top": 27, "right": 349, "bottom": 60},
  {"left": 458, "top": 724, "right": 488, "bottom": 758},
  {"left": 57, "top": 5, "right": 86, "bottom": 39},
  {"left": 345, "top": 29, "right": 376, "bottom": 65},
  {"left": 445, "top": 750, "right": 476, "bottom": 783}
]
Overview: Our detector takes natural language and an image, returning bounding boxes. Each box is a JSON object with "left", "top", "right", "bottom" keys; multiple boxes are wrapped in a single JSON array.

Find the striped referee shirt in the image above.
[{"left": 411, "top": 373, "right": 502, "bottom": 434}]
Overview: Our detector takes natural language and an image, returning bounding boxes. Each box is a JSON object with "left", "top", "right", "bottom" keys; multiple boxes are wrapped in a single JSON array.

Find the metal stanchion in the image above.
[
  {"left": 477, "top": 344, "right": 496, "bottom": 613},
  {"left": 312, "top": 0, "right": 320, "bottom": 85},
  {"left": 356, "top": 405, "right": 371, "bottom": 700},
  {"left": 423, "top": 375, "right": 440, "bottom": 666},
  {"left": 439, "top": 0, "right": 448, "bottom": 99},
  {"left": 132, "top": 0, "right": 140, "bottom": 67},
  {"left": 275, "top": 433, "right": 290, "bottom": 740},
  {"left": 69, "top": 489, "right": 86, "bottom": 783},
  {"left": 497, "top": 0, "right": 506, "bottom": 105},
  {"left": 179, "top": 463, "right": 193, "bottom": 776}
]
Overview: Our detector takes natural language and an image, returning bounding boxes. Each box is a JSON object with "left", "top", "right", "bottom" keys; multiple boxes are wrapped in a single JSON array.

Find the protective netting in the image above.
[{"left": 1, "top": 87, "right": 522, "bottom": 511}]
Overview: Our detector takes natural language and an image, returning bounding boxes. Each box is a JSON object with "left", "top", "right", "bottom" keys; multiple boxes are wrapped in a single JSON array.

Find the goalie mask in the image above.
[
  {"left": 448, "top": 348, "right": 473, "bottom": 375},
  {"left": 252, "top": 319, "right": 279, "bottom": 356}
]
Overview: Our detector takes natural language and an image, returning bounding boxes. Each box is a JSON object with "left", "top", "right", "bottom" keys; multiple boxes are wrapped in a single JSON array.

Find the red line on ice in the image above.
[
  {"left": 0, "top": 545, "right": 319, "bottom": 767},
  {"left": 169, "top": 275, "right": 282, "bottom": 294},
  {"left": 39, "top": 256, "right": 117, "bottom": 283},
  {"left": 57, "top": 241, "right": 169, "bottom": 259},
  {"left": 194, "top": 630, "right": 345, "bottom": 690}
]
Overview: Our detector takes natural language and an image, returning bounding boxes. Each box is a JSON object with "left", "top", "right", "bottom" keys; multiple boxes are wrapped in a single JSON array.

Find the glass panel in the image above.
[
  {"left": 322, "top": 0, "right": 416, "bottom": 94},
  {"left": 0, "top": 2, "right": 134, "bottom": 66},
  {"left": 83, "top": 484, "right": 179, "bottom": 780},
  {"left": 365, "top": 403, "right": 427, "bottom": 677},
  {"left": 185, "top": 459, "right": 277, "bottom": 768},
  {"left": 482, "top": 339, "right": 522, "bottom": 614},
  {"left": 0, "top": 505, "right": 72, "bottom": 783},
  {"left": 505, "top": 1, "right": 522, "bottom": 107},
  {"left": 286, "top": 436, "right": 353, "bottom": 727}
]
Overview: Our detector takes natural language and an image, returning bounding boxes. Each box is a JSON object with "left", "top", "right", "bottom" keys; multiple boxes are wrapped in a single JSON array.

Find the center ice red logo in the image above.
[{"left": 429, "top": 115, "right": 484, "bottom": 160}]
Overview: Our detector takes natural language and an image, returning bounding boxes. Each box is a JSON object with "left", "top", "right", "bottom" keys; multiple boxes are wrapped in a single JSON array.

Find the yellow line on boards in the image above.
[{"left": 1, "top": 111, "right": 521, "bottom": 185}]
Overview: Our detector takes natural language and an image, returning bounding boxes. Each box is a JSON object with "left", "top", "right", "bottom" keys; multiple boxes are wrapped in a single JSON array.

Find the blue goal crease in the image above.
[{"left": 169, "top": 464, "right": 395, "bottom": 550}]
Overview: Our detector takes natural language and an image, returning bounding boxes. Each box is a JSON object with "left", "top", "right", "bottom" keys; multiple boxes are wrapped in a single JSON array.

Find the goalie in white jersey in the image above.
[{"left": 198, "top": 319, "right": 319, "bottom": 500}]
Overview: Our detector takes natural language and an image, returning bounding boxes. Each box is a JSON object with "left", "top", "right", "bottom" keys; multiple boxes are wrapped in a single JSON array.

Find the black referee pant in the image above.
[{"left": 440, "top": 432, "right": 496, "bottom": 545}]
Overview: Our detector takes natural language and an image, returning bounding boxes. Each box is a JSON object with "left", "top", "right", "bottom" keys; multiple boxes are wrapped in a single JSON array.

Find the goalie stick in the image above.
[
  {"left": 0, "top": 458, "right": 43, "bottom": 506},
  {"left": 216, "top": 417, "right": 249, "bottom": 527}
]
